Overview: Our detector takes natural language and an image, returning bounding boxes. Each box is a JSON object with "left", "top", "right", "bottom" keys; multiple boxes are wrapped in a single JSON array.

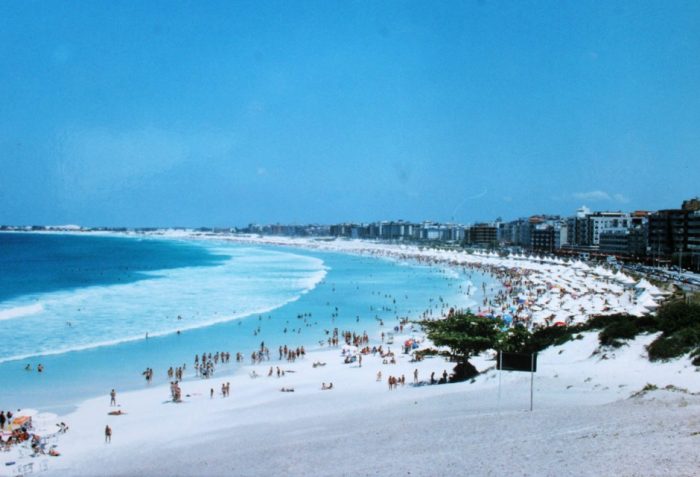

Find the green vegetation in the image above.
[
  {"left": 417, "top": 312, "right": 503, "bottom": 381},
  {"left": 417, "top": 300, "right": 700, "bottom": 382},
  {"left": 688, "top": 292, "right": 700, "bottom": 306},
  {"left": 646, "top": 301, "right": 700, "bottom": 363}
]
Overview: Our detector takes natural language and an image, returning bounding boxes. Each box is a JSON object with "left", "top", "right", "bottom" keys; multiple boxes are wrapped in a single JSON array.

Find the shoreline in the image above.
[
  {"left": 2, "top": 232, "right": 695, "bottom": 476},
  {"left": 42, "top": 327, "right": 700, "bottom": 476}
]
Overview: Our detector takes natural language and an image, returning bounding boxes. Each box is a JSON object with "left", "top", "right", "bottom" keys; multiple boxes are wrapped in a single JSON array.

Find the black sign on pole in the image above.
[
  {"left": 496, "top": 351, "right": 538, "bottom": 411},
  {"left": 496, "top": 351, "right": 537, "bottom": 373}
]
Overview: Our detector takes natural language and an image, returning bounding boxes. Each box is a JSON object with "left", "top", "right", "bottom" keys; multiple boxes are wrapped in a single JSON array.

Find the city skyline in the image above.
[{"left": 1, "top": 1, "right": 699, "bottom": 227}]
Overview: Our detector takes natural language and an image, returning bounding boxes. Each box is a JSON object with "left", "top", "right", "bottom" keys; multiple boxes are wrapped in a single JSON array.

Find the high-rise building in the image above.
[
  {"left": 648, "top": 201, "right": 695, "bottom": 268},
  {"left": 688, "top": 210, "right": 700, "bottom": 271},
  {"left": 466, "top": 223, "right": 497, "bottom": 247},
  {"left": 587, "top": 212, "right": 631, "bottom": 245}
]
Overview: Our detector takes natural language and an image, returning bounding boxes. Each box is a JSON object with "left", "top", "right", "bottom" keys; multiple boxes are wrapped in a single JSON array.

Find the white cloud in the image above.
[
  {"left": 572, "top": 190, "right": 630, "bottom": 204},
  {"left": 613, "top": 193, "right": 630, "bottom": 204},
  {"left": 572, "top": 190, "right": 611, "bottom": 201}
]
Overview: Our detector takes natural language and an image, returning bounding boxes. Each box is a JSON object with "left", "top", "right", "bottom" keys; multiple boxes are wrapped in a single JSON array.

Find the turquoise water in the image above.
[{"left": 0, "top": 234, "right": 492, "bottom": 412}]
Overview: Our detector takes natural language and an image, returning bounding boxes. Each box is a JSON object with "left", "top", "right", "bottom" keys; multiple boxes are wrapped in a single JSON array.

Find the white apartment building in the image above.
[{"left": 588, "top": 212, "right": 631, "bottom": 245}]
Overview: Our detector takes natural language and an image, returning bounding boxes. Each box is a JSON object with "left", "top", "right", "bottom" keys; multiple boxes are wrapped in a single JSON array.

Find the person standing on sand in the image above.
[
  {"left": 110, "top": 389, "right": 116, "bottom": 406},
  {"left": 414, "top": 369, "right": 418, "bottom": 383},
  {"left": 105, "top": 425, "right": 112, "bottom": 443}
]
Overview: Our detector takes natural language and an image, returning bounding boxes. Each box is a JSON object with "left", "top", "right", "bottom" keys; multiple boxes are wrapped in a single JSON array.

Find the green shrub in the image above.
[
  {"left": 647, "top": 335, "right": 690, "bottom": 361},
  {"left": 529, "top": 325, "right": 576, "bottom": 352},
  {"left": 599, "top": 319, "right": 641, "bottom": 348},
  {"left": 654, "top": 302, "right": 700, "bottom": 334},
  {"left": 499, "top": 325, "right": 532, "bottom": 353},
  {"left": 647, "top": 326, "right": 700, "bottom": 361},
  {"left": 692, "top": 353, "right": 700, "bottom": 367}
]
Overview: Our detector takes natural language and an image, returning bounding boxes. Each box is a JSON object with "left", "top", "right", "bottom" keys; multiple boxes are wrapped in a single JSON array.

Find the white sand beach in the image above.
[
  {"left": 2, "top": 236, "right": 698, "bottom": 476},
  {"left": 41, "top": 331, "right": 700, "bottom": 476}
]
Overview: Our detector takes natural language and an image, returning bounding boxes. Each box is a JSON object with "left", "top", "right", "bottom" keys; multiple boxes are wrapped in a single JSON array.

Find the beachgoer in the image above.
[
  {"left": 105, "top": 425, "right": 112, "bottom": 443},
  {"left": 414, "top": 368, "right": 418, "bottom": 383},
  {"left": 37, "top": 364, "right": 44, "bottom": 373},
  {"left": 110, "top": 389, "right": 116, "bottom": 406},
  {"left": 210, "top": 388, "right": 214, "bottom": 399}
]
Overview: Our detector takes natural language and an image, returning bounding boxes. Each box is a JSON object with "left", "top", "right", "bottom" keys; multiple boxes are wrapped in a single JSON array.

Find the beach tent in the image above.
[
  {"left": 636, "top": 279, "right": 666, "bottom": 297},
  {"left": 619, "top": 274, "right": 636, "bottom": 287}
]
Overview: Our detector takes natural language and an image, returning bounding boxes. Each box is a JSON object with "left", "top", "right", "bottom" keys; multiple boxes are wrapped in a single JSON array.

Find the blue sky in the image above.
[{"left": 1, "top": 1, "right": 699, "bottom": 227}]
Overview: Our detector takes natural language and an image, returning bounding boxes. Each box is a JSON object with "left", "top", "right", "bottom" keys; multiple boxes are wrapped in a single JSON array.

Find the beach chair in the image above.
[{"left": 12, "top": 462, "right": 33, "bottom": 475}]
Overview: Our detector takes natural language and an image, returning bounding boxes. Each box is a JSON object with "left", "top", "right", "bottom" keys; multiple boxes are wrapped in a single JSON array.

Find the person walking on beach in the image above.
[
  {"left": 110, "top": 389, "right": 116, "bottom": 406},
  {"left": 105, "top": 425, "right": 112, "bottom": 443}
]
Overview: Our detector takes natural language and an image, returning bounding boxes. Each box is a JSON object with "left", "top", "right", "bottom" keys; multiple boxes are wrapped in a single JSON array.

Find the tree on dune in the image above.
[{"left": 417, "top": 311, "right": 502, "bottom": 381}]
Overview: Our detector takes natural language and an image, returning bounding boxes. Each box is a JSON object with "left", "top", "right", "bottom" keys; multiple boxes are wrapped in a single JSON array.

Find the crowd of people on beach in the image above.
[
  {"left": 1, "top": 410, "right": 65, "bottom": 458},
  {"left": 107, "top": 245, "right": 635, "bottom": 433},
  {"left": 195, "top": 351, "right": 230, "bottom": 378}
]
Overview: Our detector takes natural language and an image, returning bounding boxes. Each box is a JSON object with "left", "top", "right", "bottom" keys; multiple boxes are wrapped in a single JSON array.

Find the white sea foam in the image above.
[
  {"left": 0, "top": 303, "right": 44, "bottom": 321},
  {"left": 0, "top": 245, "right": 328, "bottom": 363},
  {"left": 0, "top": 286, "right": 324, "bottom": 365}
]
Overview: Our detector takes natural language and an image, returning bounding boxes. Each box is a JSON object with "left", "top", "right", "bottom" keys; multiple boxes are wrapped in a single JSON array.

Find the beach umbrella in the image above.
[{"left": 11, "top": 416, "right": 31, "bottom": 428}]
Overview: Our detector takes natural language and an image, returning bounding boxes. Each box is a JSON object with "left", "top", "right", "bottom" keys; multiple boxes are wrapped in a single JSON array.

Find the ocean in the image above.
[{"left": 0, "top": 232, "right": 491, "bottom": 412}]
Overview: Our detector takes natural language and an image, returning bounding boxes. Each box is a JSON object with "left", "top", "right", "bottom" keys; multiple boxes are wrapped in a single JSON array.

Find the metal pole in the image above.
[
  {"left": 530, "top": 353, "right": 534, "bottom": 412},
  {"left": 498, "top": 351, "right": 502, "bottom": 411}
]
